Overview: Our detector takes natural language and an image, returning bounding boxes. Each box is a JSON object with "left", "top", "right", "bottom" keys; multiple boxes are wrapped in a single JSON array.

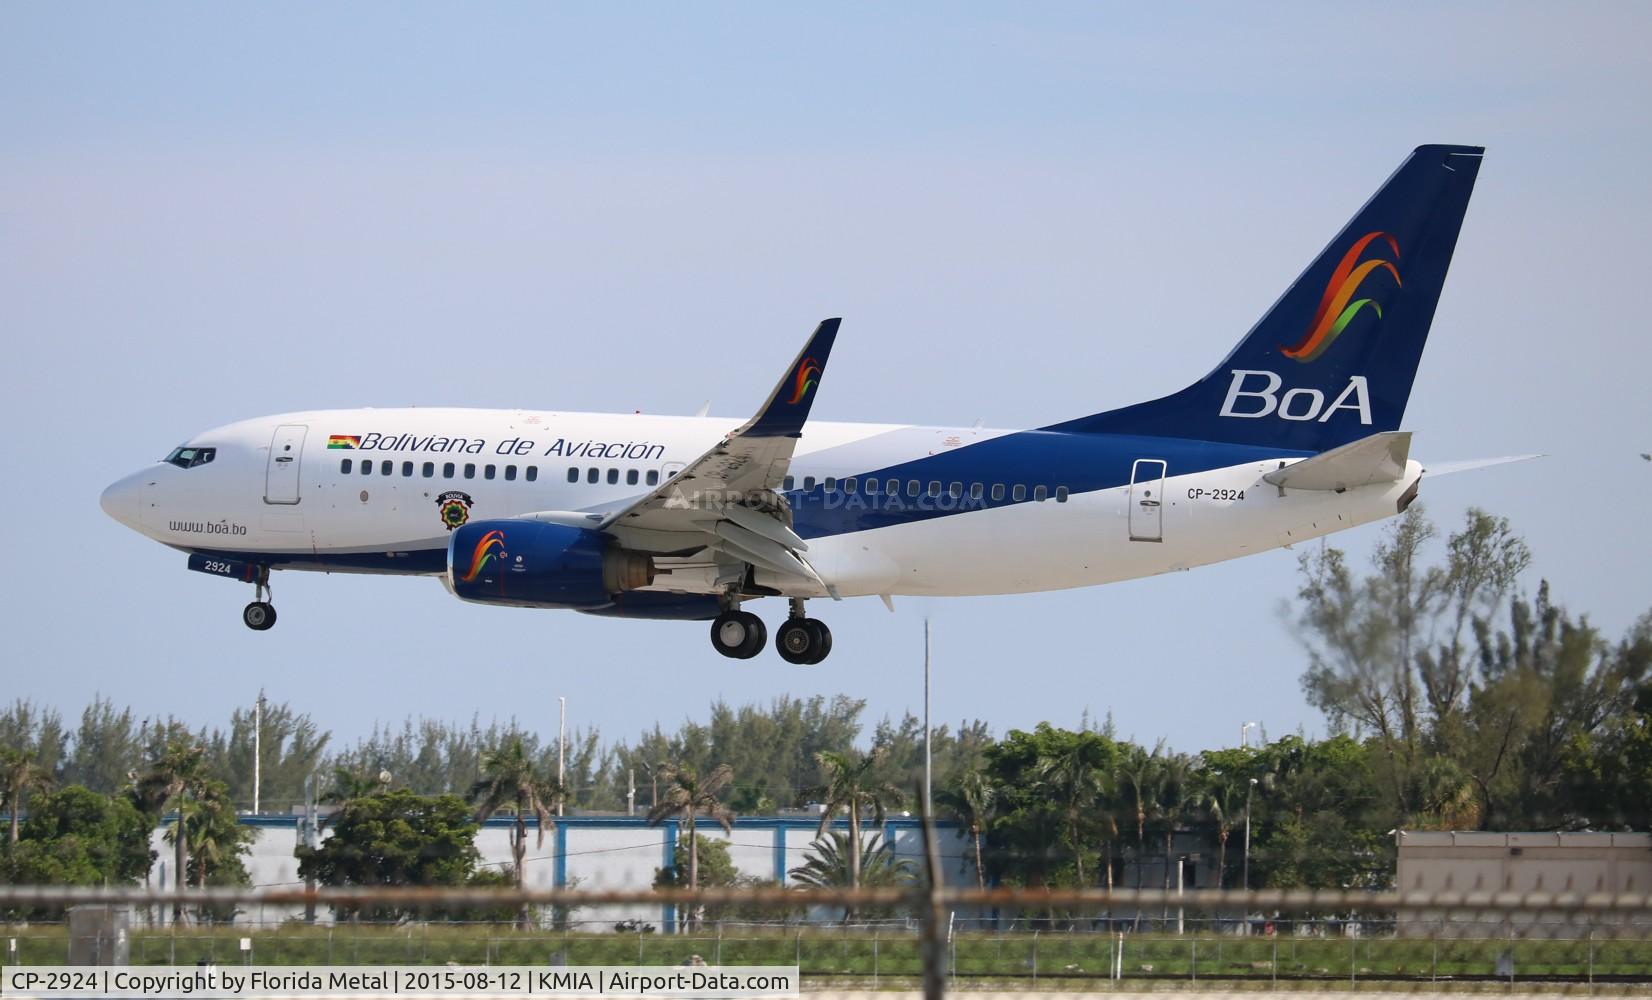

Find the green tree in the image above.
[
  {"left": 1033, "top": 735, "right": 1112, "bottom": 888},
  {"left": 812, "top": 749, "right": 903, "bottom": 895},
  {"left": 469, "top": 736, "right": 566, "bottom": 929},
  {"left": 646, "top": 764, "right": 735, "bottom": 928},
  {"left": 1, "top": 748, "right": 55, "bottom": 846},
  {"left": 789, "top": 830, "right": 916, "bottom": 921},
  {"left": 936, "top": 765, "right": 994, "bottom": 891},
  {"left": 132, "top": 732, "right": 208, "bottom": 922},
  {"left": 2, "top": 785, "right": 153, "bottom": 890},
  {"left": 1114, "top": 743, "right": 1162, "bottom": 889},
  {"left": 296, "top": 789, "right": 483, "bottom": 922}
]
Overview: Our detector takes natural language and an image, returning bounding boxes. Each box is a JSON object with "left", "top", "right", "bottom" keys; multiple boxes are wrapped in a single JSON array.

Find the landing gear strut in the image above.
[
  {"left": 242, "top": 568, "right": 276, "bottom": 631},
  {"left": 775, "top": 598, "right": 832, "bottom": 665}
]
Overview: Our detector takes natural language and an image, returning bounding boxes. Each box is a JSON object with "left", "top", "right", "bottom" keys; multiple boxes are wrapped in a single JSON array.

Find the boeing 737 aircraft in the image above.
[{"left": 102, "top": 145, "right": 1522, "bottom": 664}]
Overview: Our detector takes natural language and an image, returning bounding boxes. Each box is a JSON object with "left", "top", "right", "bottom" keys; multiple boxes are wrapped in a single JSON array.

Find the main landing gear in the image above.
[
  {"left": 711, "top": 598, "right": 832, "bottom": 664},
  {"left": 242, "top": 567, "right": 277, "bottom": 632}
]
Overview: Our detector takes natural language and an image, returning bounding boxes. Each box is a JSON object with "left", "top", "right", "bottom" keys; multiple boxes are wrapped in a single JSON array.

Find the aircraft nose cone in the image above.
[{"left": 100, "top": 473, "right": 145, "bottom": 531}]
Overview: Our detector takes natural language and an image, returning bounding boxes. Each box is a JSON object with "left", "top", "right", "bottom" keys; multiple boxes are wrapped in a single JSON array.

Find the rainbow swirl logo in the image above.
[
  {"left": 786, "top": 357, "right": 822, "bottom": 405},
  {"left": 459, "top": 529, "right": 505, "bottom": 583},
  {"left": 1282, "top": 231, "right": 1402, "bottom": 363}
]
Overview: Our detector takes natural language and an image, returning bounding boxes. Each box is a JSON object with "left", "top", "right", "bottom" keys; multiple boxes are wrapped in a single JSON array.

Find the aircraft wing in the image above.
[{"left": 596, "top": 319, "right": 840, "bottom": 587}]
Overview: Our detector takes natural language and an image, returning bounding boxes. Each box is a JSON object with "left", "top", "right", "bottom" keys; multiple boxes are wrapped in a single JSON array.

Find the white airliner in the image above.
[{"left": 101, "top": 145, "right": 1525, "bottom": 664}]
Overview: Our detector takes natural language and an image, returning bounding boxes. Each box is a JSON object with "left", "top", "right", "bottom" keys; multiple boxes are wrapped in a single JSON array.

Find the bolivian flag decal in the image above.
[{"left": 326, "top": 435, "right": 361, "bottom": 449}]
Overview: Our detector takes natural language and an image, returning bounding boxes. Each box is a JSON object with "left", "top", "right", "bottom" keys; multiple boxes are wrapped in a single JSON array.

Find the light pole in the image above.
[
  {"left": 1242, "top": 777, "right": 1258, "bottom": 892},
  {"left": 253, "top": 690, "right": 265, "bottom": 814},
  {"left": 923, "top": 618, "right": 932, "bottom": 822},
  {"left": 1241, "top": 721, "right": 1257, "bottom": 749},
  {"left": 558, "top": 696, "right": 567, "bottom": 817}
]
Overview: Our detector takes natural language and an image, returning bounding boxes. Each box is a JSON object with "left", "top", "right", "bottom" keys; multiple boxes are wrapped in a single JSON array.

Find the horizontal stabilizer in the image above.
[
  {"left": 1422, "top": 454, "right": 1543, "bottom": 477},
  {"left": 1265, "top": 431, "right": 1411, "bottom": 491}
]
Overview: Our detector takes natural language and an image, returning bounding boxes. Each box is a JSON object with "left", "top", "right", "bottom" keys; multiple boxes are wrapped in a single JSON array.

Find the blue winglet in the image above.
[{"left": 745, "top": 318, "right": 840, "bottom": 439}]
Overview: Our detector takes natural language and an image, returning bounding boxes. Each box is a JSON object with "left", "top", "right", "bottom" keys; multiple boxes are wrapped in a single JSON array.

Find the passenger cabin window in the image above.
[
  {"left": 907, "top": 480, "right": 920, "bottom": 497},
  {"left": 1012, "top": 484, "right": 1027, "bottom": 501},
  {"left": 504, "top": 465, "right": 517, "bottom": 481},
  {"left": 888, "top": 479, "right": 900, "bottom": 496},
  {"left": 949, "top": 482, "right": 962, "bottom": 498},
  {"left": 401, "top": 461, "right": 414, "bottom": 477},
  {"left": 1056, "top": 486, "right": 1069, "bottom": 503},
  {"left": 380, "top": 461, "right": 392, "bottom": 476},
  {"left": 992, "top": 484, "right": 1005, "bottom": 501},
  {"left": 927, "top": 481, "right": 941, "bottom": 497},
  {"left": 823, "top": 477, "right": 837, "bottom": 492},
  {"left": 646, "top": 469, "right": 660, "bottom": 486},
  {"left": 567, "top": 467, "right": 579, "bottom": 483},
  {"left": 844, "top": 478, "right": 857, "bottom": 494},
  {"left": 970, "top": 483, "right": 983, "bottom": 500},
  {"left": 865, "top": 479, "right": 880, "bottom": 495},
  {"left": 1034, "top": 485, "right": 1049, "bottom": 501},
  {"left": 361, "top": 461, "right": 372, "bottom": 476},
  {"left": 626, "top": 469, "right": 639, "bottom": 485},
  {"left": 803, "top": 477, "right": 816, "bottom": 491},
  {"left": 340, "top": 459, "right": 352, "bottom": 474},
  {"left": 783, "top": 476, "right": 796, "bottom": 491},
  {"left": 464, "top": 463, "right": 476, "bottom": 479},
  {"left": 484, "top": 465, "right": 496, "bottom": 480},
  {"left": 526, "top": 466, "right": 538, "bottom": 482},
  {"left": 443, "top": 462, "right": 455, "bottom": 478},
  {"left": 422, "top": 462, "right": 435, "bottom": 478},
  {"left": 587, "top": 467, "right": 599, "bottom": 484},
  {"left": 164, "top": 447, "right": 217, "bottom": 469},
  {"left": 606, "top": 468, "right": 619, "bottom": 484}
]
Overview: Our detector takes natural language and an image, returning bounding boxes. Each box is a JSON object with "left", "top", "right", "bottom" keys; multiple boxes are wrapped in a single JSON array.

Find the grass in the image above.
[{"left": 5, "top": 924, "right": 1650, "bottom": 984}]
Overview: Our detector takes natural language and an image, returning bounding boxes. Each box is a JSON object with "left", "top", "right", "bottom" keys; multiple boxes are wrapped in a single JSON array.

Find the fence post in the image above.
[
  {"left": 872, "top": 931, "right": 879, "bottom": 989},
  {"left": 1587, "top": 929, "right": 1594, "bottom": 988},
  {"left": 1271, "top": 932, "right": 1277, "bottom": 986},
  {"left": 1190, "top": 938, "right": 1196, "bottom": 982},
  {"left": 715, "top": 922, "right": 722, "bottom": 968},
  {"left": 1349, "top": 930, "right": 1356, "bottom": 987},
  {"left": 1431, "top": 938, "right": 1437, "bottom": 983}
]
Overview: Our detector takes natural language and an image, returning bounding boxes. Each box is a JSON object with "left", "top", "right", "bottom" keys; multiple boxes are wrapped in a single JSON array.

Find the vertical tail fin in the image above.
[{"left": 1049, "top": 144, "right": 1483, "bottom": 451}]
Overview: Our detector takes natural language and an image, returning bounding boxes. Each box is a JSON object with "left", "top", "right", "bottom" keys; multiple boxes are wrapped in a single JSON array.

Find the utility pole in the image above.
[
  {"left": 558, "top": 696, "right": 567, "bottom": 817},
  {"left": 923, "top": 618, "right": 932, "bottom": 822},
  {"left": 1243, "top": 777, "right": 1258, "bottom": 892},
  {"left": 627, "top": 768, "right": 636, "bottom": 817},
  {"left": 1241, "top": 721, "right": 1257, "bottom": 749},
  {"left": 253, "top": 690, "right": 265, "bottom": 814}
]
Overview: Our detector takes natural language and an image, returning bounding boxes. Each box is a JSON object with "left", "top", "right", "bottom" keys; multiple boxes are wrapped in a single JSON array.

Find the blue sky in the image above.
[{"left": 3, "top": 3, "right": 1649, "bottom": 757}]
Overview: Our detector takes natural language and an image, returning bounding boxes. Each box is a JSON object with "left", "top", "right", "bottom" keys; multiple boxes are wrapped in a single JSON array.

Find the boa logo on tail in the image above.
[
  {"left": 459, "top": 529, "right": 506, "bottom": 583},
  {"left": 786, "top": 357, "right": 822, "bottom": 405},
  {"left": 1282, "top": 231, "right": 1402, "bottom": 363}
]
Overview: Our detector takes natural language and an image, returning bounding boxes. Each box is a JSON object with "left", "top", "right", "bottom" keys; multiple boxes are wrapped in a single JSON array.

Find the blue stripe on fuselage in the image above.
[{"left": 786, "top": 430, "right": 1306, "bottom": 539}]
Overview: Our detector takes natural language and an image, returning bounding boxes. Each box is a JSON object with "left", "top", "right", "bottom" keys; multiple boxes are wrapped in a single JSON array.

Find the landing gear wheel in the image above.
[
  {"left": 710, "top": 611, "right": 766, "bottom": 659},
  {"left": 776, "top": 619, "right": 816, "bottom": 665},
  {"left": 803, "top": 618, "right": 832, "bottom": 664},
  {"left": 242, "top": 601, "right": 277, "bottom": 631}
]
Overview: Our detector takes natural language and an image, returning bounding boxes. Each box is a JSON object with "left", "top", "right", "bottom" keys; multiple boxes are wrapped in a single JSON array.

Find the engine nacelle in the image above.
[{"left": 447, "top": 519, "right": 654, "bottom": 609}]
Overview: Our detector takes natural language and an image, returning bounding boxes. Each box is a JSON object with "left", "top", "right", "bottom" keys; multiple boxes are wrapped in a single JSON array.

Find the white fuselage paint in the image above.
[{"left": 102, "top": 407, "right": 1416, "bottom": 601}]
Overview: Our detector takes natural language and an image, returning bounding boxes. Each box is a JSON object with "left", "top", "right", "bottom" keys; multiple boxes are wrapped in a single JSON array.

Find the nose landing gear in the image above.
[{"left": 242, "top": 568, "right": 277, "bottom": 631}]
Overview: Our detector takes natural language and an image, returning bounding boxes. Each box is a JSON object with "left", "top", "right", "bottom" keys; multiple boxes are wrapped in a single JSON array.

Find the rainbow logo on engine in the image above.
[
  {"left": 459, "top": 529, "right": 506, "bottom": 583},
  {"left": 1282, "top": 231, "right": 1402, "bottom": 363},
  {"left": 786, "top": 356, "right": 822, "bottom": 405}
]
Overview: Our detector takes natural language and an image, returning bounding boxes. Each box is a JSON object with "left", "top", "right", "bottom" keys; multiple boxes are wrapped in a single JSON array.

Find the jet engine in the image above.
[{"left": 446, "top": 520, "right": 654, "bottom": 609}]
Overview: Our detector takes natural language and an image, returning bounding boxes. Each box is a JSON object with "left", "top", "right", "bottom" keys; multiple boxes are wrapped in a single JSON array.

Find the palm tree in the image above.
[
  {"left": 646, "top": 763, "right": 736, "bottom": 930},
  {"left": 813, "top": 749, "right": 904, "bottom": 897},
  {"left": 1200, "top": 774, "right": 1243, "bottom": 889},
  {"left": 790, "top": 831, "right": 917, "bottom": 890},
  {"left": 1156, "top": 755, "right": 1196, "bottom": 892},
  {"left": 322, "top": 765, "right": 389, "bottom": 804},
  {"left": 469, "top": 736, "right": 566, "bottom": 930},
  {"left": 1114, "top": 744, "right": 1161, "bottom": 890},
  {"left": 1034, "top": 744, "right": 1108, "bottom": 887},
  {"left": 0, "top": 747, "right": 54, "bottom": 846},
  {"left": 133, "top": 735, "right": 207, "bottom": 924},
  {"left": 935, "top": 766, "right": 994, "bottom": 891}
]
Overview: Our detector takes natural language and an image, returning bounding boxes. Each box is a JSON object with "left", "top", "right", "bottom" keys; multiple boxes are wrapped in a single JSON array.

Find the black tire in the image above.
[
  {"left": 776, "top": 619, "right": 815, "bottom": 665},
  {"left": 734, "top": 611, "right": 766, "bottom": 659},
  {"left": 709, "top": 613, "right": 750, "bottom": 658},
  {"left": 243, "top": 602, "right": 276, "bottom": 631},
  {"left": 804, "top": 618, "right": 832, "bottom": 664}
]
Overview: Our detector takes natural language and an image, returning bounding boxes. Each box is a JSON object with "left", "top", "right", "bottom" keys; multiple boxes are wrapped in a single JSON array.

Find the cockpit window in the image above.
[{"left": 164, "top": 446, "right": 217, "bottom": 469}]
